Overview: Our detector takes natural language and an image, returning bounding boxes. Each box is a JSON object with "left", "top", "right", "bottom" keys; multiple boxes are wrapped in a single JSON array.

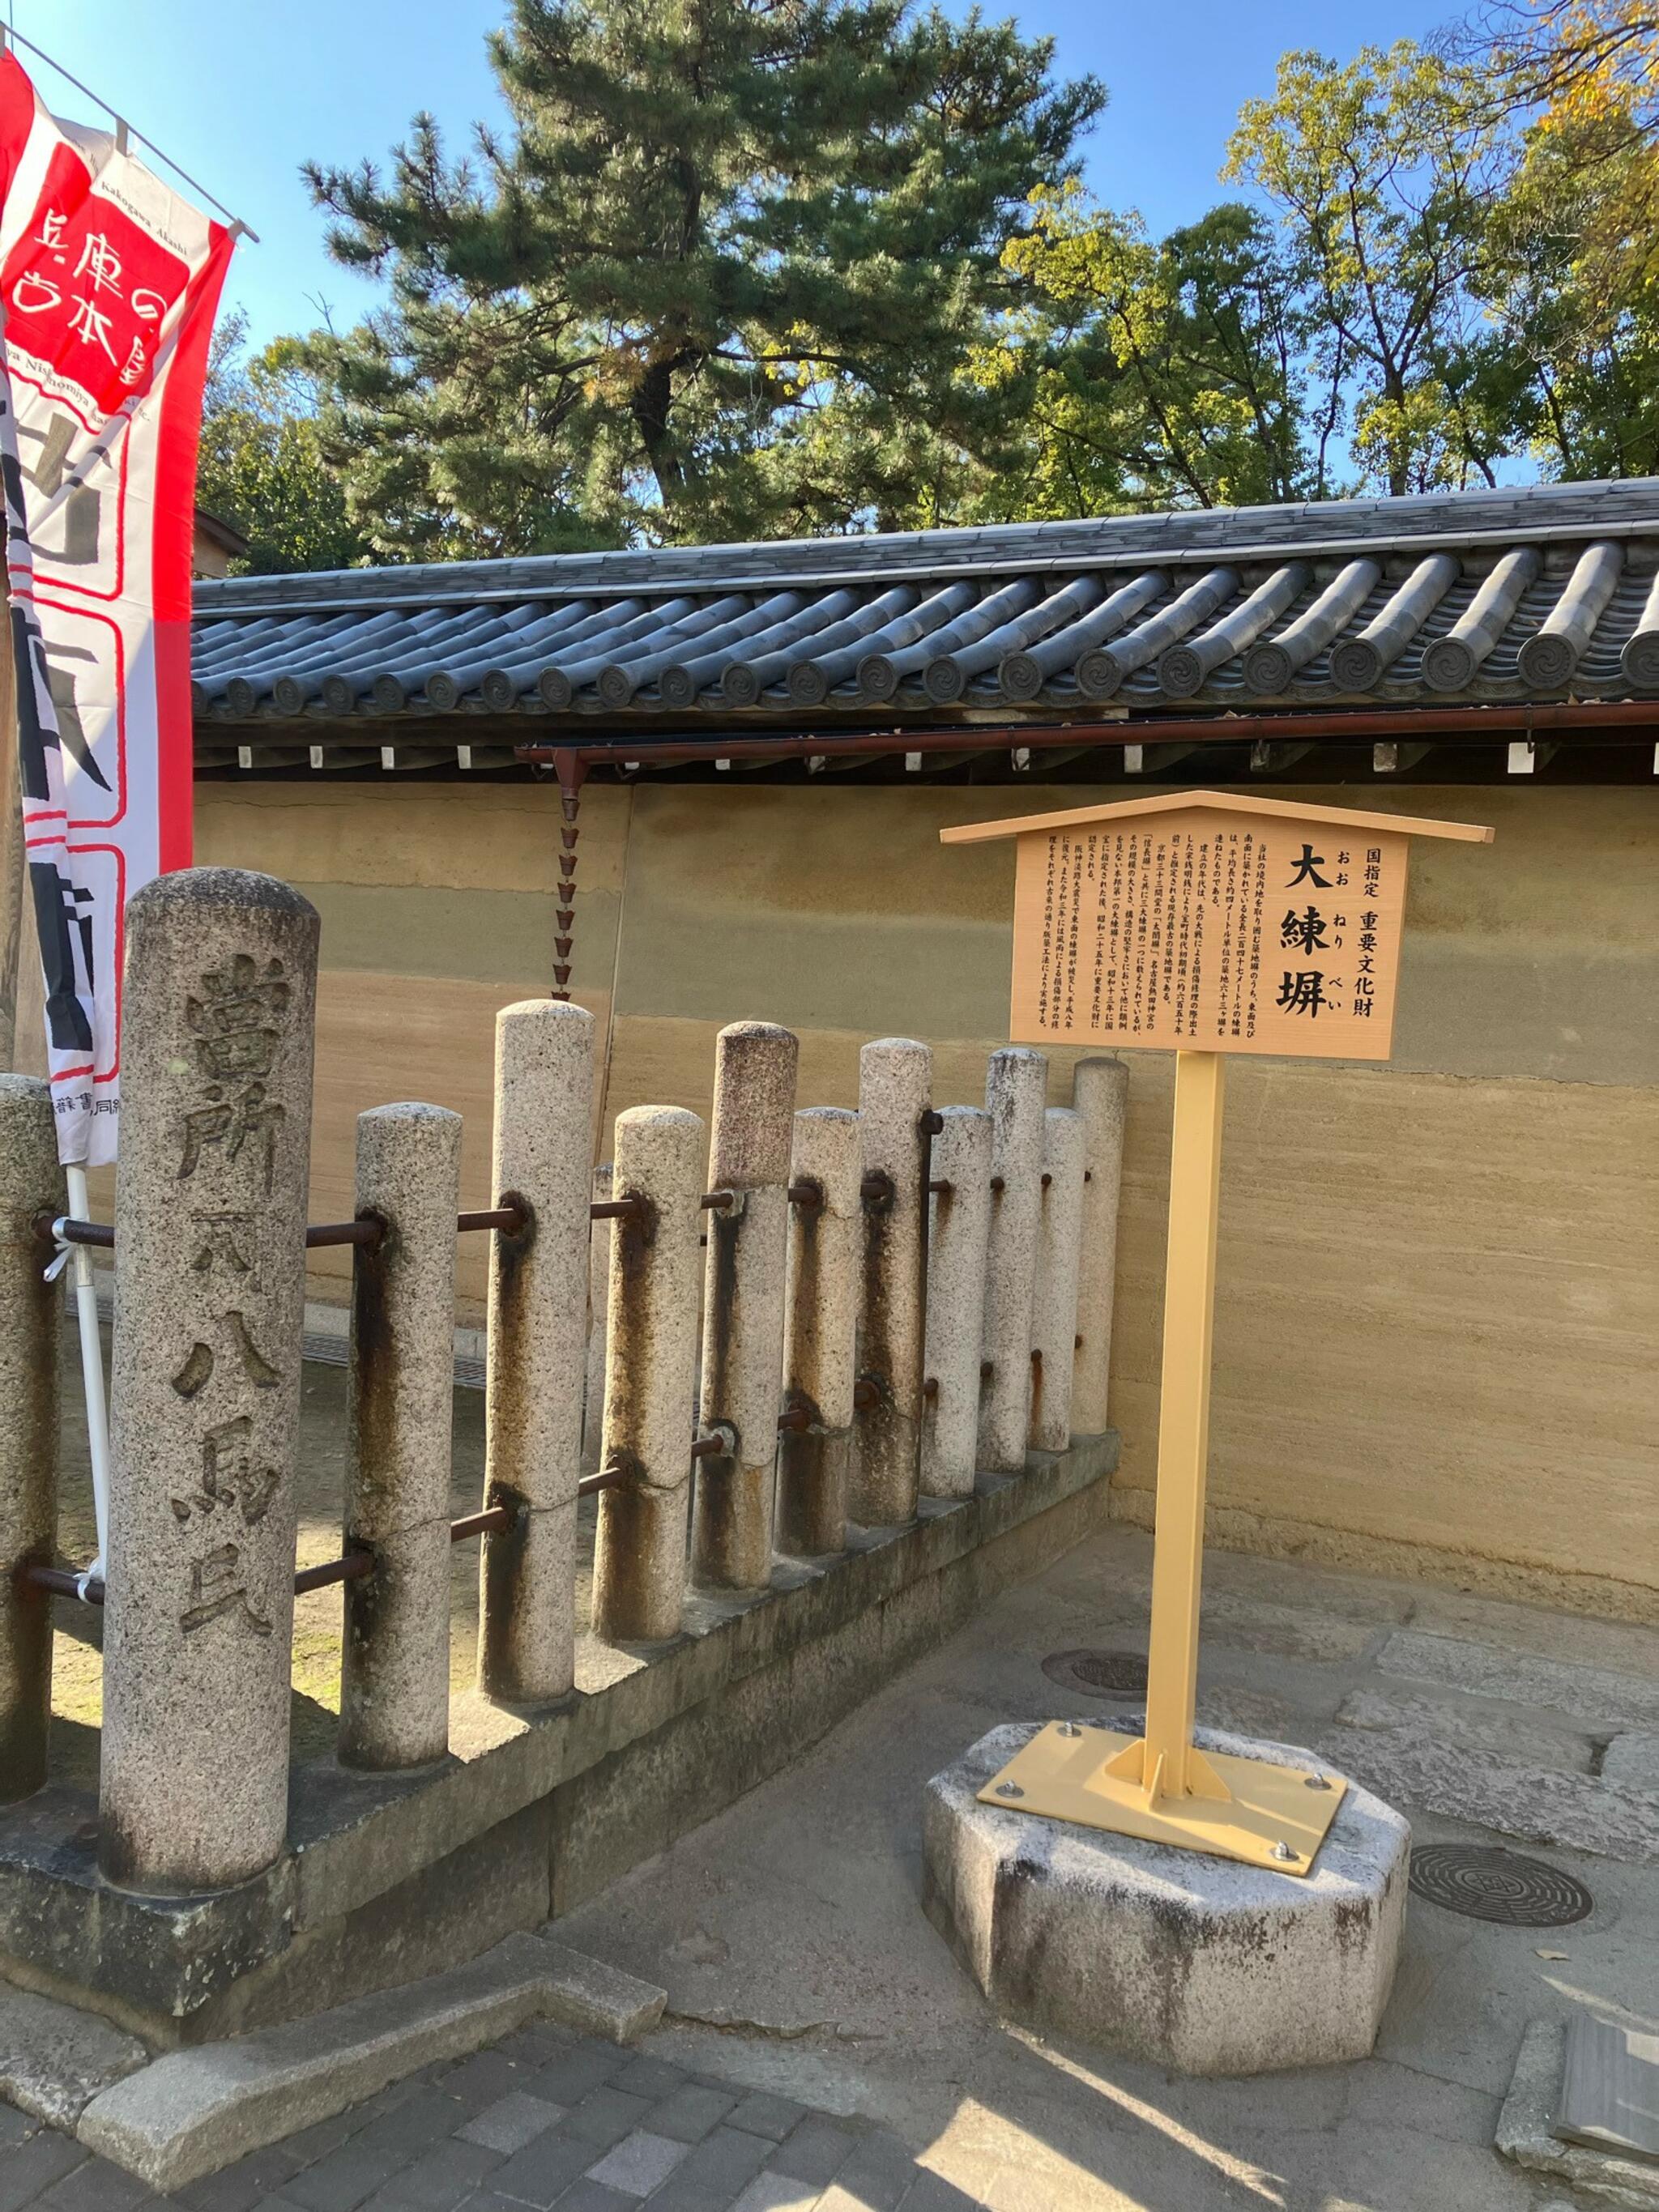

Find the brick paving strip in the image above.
[{"left": 0, "top": 2022, "right": 983, "bottom": 2212}]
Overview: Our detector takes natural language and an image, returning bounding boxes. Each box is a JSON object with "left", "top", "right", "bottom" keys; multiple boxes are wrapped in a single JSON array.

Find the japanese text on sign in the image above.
[{"left": 1010, "top": 806, "right": 1410, "bottom": 1062}]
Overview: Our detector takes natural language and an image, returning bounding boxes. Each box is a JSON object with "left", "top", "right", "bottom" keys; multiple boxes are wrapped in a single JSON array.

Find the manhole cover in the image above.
[
  {"left": 1041, "top": 1647, "right": 1149, "bottom": 1698},
  {"left": 1408, "top": 1844, "right": 1593, "bottom": 1927}
]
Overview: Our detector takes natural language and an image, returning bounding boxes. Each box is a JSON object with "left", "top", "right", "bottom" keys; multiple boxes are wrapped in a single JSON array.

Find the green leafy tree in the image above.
[
  {"left": 1478, "top": 124, "right": 1659, "bottom": 477},
  {"left": 1461, "top": 2, "right": 1659, "bottom": 291},
  {"left": 301, "top": 0, "right": 1102, "bottom": 552},
  {"left": 969, "top": 188, "right": 1316, "bottom": 518},
  {"left": 195, "top": 310, "right": 373, "bottom": 574},
  {"left": 1225, "top": 42, "right": 1512, "bottom": 496}
]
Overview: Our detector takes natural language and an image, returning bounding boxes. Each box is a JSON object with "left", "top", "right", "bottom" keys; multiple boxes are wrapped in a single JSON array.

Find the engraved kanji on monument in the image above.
[{"left": 100, "top": 869, "right": 319, "bottom": 1894}]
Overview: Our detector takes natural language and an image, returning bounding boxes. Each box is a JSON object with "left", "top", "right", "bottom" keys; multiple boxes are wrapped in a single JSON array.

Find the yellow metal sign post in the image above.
[{"left": 940, "top": 791, "right": 1493, "bottom": 1874}]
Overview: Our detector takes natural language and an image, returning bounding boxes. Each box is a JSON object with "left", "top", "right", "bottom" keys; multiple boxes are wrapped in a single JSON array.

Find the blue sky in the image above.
[{"left": 21, "top": 0, "right": 1453, "bottom": 349}]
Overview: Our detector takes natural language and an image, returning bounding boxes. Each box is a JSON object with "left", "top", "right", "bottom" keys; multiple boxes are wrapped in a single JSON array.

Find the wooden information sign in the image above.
[
  {"left": 941, "top": 791, "right": 1493, "bottom": 1874},
  {"left": 1006, "top": 798, "right": 1410, "bottom": 1060}
]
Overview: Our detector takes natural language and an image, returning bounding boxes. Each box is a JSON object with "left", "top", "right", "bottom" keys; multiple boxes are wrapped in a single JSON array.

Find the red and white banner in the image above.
[{"left": 0, "top": 48, "right": 233, "bottom": 1163}]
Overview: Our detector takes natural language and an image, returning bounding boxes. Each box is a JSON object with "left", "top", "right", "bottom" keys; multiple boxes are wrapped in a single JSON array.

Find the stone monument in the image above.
[{"left": 100, "top": 868, "right": 318, "bottom": 1894}]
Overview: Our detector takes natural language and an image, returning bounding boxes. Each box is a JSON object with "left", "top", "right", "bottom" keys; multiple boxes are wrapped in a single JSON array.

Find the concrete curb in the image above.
[
  {"left": 1495, "top": 2018, "right": 1659, "bottom": 2209},
  {"left": 74, "top": 1932, "right": 665, "bottom": 2192},
  {"left": 0, "top": 1984, "right": 147, "bottom": 2133}
]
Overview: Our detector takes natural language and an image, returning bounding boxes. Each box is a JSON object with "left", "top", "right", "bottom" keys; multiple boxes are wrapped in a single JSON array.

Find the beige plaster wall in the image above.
[
  {"left": 193, "top": 782, "right": 631, "bottom": 1303},
  {"left": 196, "top": 776, "right": 1659, "bottom": 1618}
]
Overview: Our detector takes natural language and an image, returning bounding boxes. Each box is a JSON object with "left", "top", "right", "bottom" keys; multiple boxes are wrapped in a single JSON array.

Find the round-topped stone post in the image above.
[
  {"left": 692, "top": 1021, "right": 798, "bottom": 1591},
  {"left": 920, "top": 1106, "right": 992, "bottom": 1500},
  {"left": 776, "top": 1106, "right": 861, "bottom": 1555},
  {"left": 851, "top": 1038, "right": 932, "bottom": 1528},
  {"left": 1029, "top": 1106, "right": 1085, "bottom": 1453},
  {"left": 978, "top": 1046, "right": 1047, "bottom": 1474},
  {"left": 591, "top": 1106, "right": 703, "bottom": 1643},
  {"left": 0, "top": 1076, "right": 64, "bottom": 1803},
  {"left": 339, "top": 1102, "right": 463, "bottom": 1771},
  {"left": 478, "top": 1000, "right": 595, "bottom": 1707},
  {"left": 100, "top": 868, "right": 318, "bottom": 1894},
  {"left": 1069, "top": 1057, "right": 1128, "bottom": 1434}
]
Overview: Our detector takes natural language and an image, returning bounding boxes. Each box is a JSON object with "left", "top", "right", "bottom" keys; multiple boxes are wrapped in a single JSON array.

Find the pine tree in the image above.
[{"left": 302, "top": 0, "right": 1102, "bottom": 551}]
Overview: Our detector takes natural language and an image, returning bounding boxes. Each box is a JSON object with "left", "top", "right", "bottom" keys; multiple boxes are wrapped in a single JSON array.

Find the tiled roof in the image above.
[{"left": 190, "top": 479, "right": 1659, "bottom": 728}]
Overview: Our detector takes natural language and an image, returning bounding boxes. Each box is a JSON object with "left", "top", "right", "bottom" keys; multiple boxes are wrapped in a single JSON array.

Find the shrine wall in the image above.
[{"left": 192, "top": 776, "right": 1659, "bottom": 1621}]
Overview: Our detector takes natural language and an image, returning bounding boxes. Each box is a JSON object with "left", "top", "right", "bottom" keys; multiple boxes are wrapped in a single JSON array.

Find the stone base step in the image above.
[{"left": 70, "top": 1932, "right": 664, "bottom": 2192}]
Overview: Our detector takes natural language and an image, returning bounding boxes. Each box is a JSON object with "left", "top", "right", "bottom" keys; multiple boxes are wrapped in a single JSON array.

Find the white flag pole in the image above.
[
  {"left": 63, "top": 1164, "right": 111, "bottom": 1586},
  {"left": 4, "top": 618, "right": 110, "bottom": 1591}
]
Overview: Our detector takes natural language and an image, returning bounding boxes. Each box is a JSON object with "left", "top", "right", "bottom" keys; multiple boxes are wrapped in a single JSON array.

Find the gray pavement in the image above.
[
  {"left": 554, "top": 1524, "right": 1659, "bottom": 2212},
  {"left": 11, "top": 1487, "right": 1659, "bottom": 2210},
  {"left": 1, "top": 2024, "right": 975, "bottom": 2212}
]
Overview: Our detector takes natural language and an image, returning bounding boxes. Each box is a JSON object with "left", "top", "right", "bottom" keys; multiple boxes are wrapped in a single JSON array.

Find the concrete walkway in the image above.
[
  {"left": 12, "top": 1514, "right": 1658, "bottom": 2210},
  {"left": 552, "top": 1524, "right": 1659, "bottom": 2212}
]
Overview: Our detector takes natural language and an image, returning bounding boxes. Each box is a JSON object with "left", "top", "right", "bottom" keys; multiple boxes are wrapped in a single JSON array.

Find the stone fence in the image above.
[{"left": 0, "top": 867, "right": 1127, "bottom": 1898}]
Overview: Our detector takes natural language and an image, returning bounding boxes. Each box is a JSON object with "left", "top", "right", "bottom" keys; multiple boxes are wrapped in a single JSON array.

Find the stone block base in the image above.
[
  {"left": 923, "top": 1720, "right": 1410, "bottom": 2076},
  {"left": 3, "top": 1434, "right": 1116, "bottom": 2044}
]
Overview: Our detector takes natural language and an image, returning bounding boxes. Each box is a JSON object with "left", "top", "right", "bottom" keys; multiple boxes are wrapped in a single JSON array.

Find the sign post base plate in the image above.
[{"left": 977, "top": 1720, "right": 1349, "bottom": 1875}]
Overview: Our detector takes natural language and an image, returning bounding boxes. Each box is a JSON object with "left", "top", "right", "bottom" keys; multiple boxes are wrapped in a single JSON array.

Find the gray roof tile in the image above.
[{"left": 190, "top": 479, "right": 1659, "bottom": 727}]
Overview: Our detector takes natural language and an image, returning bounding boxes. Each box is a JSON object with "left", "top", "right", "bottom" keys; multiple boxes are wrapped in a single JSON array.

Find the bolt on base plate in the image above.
[{"left": 976, "top": 1720, "right": 1350, "bottom": 1874}]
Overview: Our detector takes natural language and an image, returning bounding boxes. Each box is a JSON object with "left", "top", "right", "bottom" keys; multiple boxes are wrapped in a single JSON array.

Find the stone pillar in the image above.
[
  {"left": 591, "top": 1106, "right": 703, "bottom": 1643},
  {"left": 920, "top": 1106, "right": 992, "bottom": 1500},
  {"left": 776, "top": 1106, "right": 860, "bottom": 1555},
  {"left": 478, "top": 1001, "right": 595, "bottom": 1706},
  {"left": 1029, "top": 1107, "right": 1085, "bottom": 1454},
  {"left": 339, "top": 1102, "right": 462, "bottom": 1771},
  {"left": 692, "top": 1022, "right": 798, "bottom": 1591},
  {"left": 978, "top": 1046, "right": 1046, "bottom": 1475},
  {"left": 1070, "top": 1056, "right": 1129, "bottom": 1435},
  {"left": 582, "top": 1162, "right": 613, "bottom": 1473},
  {"left": 101, "top": 868, "right": 318, "bottom": 1893},
  {"left": 851, "top": 1038, "right": 931, "bottom": 1527},
  {"left": 0, "top": 1076, "right": 62, "bottom": 1804}
]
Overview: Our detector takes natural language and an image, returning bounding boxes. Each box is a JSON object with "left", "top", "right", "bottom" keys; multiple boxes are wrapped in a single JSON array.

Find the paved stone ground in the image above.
[
  {"left": 554, "top": 1525, "right": 1659, "bottom": 2212},
  {"left": 0, "top": 2023, "right": 976, "bottom": 2212}
]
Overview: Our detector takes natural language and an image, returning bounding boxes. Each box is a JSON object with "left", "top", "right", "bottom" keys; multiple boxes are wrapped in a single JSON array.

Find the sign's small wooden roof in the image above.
[{"left": 939, "top": 791, "right": 1495, "bottom": 845}]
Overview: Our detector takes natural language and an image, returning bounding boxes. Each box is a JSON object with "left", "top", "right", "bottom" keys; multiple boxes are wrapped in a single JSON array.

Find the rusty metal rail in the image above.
[
  {"left": 293, "top": 1551, "right": 373, "bottom": 1596},
  {"left": 458, "top": 1206, "right": 527, "bottom": 1235},
  {"left": 449, "top": 1504, "right": 514, "bottom": 1543},
  {"left": 15, "top": 1563, "right": 104, "bottom": 1602},
  {"left": 40, "top": 1208, "right": 535, "bottom": 1252},
  {"left": 32, "top": 1119, "right": 956, "bottom": 1611},
  {"left": 22, "top": 1462, "right": 632, "bottom": 1610},
  {"left": 42, "top": 1216, "right": 113, "bottom": 1250},
  {"left": 45, "top": 1155, "right": 1000, "bottom": 1258}
]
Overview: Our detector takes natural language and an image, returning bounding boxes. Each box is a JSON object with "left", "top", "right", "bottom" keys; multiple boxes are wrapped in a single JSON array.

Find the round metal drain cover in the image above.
[
  {"left": 1041, "top": 1647, "right": 1149, "bottom": 1698},
  {"left": 1408, "top": 1844, "right": 1593, "bottom": 1928}
]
